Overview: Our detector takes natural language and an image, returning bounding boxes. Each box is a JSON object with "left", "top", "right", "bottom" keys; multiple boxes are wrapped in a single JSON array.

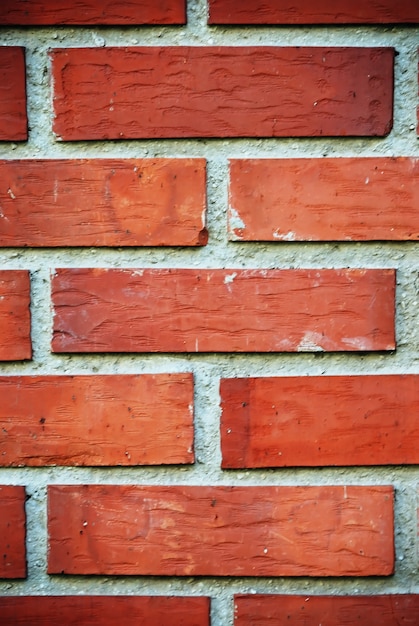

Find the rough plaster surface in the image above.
[{"left": 0, "top": 2, "right": 418, "bottom": 623}]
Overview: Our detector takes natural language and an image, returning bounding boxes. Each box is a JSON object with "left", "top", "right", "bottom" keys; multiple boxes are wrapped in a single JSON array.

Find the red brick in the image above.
[
  {"left": 0, "top": 159, "right": 207, "bottom": 247},
  {"left": 50, "top": 47, "right": 394, "bottom": 140},
  {"left": 0, "top": 47, "right": 27, "bottom": 141},
  {"left": 234, "top": 595, "right": 419, "bottom": 625},
  {"left": 229, "top": 158, "right": 419, "bottom": 242},
  {"left": 0, "top": 271, "right": 31, "bottom": 361},
  {"left": 0, "top": 596, "right": 209, "bottom": 626},
  {"left": 209, "top": 1, "right": 419, "bottom": 24},
  {"left": 51, "top": 268, "right": 395, "bottom": 354},
  {"left": 0, "top": 0, "right": 186, "bottom": 25},
  {"left": 0, "top": 486, "right": 26, "bottom": 578},
  {"left": 0, "top": 374, "right": 194, "bottom": 467},
  {"left": 221, "top": 375, "right": 419, "bottom": 468},
  {"left": 47, "top": 485, "right": 394, "bottom": 577}
]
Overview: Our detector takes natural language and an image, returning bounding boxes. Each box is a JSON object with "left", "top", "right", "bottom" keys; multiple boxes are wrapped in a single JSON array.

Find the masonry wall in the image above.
[{"left": 0, "top": 2, "right": 419, "bottom": 624}]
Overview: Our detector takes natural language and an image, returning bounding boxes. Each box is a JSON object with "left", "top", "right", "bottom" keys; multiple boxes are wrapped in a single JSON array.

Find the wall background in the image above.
[{"left": 0, "top": 1, "right": 419, "bottom": 624}]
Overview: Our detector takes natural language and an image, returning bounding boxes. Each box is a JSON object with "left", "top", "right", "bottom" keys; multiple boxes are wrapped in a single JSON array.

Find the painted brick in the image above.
[
  {"left": 50, "top": 47, "right": 394, "bottom": 140},
  {"left": 51, "top": 268, "right": 395, "bottom": 354},
  {"left": 0, "top": 374, "right": 194, "bottom": 467},
  {"left": 0, "top": 270, "right": 31, "bottom": 361},
  {"left": 0, "top": 486, "right": 26, "bottom": 579},
  {"left": 0, "top": 47, "right": 27, "bottom": 141},
  {"left": 208, "top": 1, "right": 419, "bottom": 24},
  {"left": 234, "top": 595, "right": 419, "bottom": 625},
  {"left": 221, "top": 375, "right": 419, "bottom": 468},
  {"left": 228, "top": 158, "right": 419, "bottom": 242},
  {"left": 0, "top": 1, "right": 186, "bottom": 25},
  {"left": 0, "top": 596, "right": 210, "bottom": 626},
  {"left": 47, "top": 485, "right": 394, "bottom": 577},
  {"left": 0, "top": 159, "right": 207, "bottom": 247}
]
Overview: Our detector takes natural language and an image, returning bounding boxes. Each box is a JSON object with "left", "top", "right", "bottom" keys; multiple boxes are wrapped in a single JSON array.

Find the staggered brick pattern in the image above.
[
  {"left": 1, "top": 1, "right": 418, "bottom": 624},
  {"left": 50, "top": 47, "right": 394, "bottom": 140}
]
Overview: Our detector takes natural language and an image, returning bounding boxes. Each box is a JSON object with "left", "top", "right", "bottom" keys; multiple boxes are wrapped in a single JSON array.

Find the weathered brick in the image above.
[
  {"left": 48, "top": 485, "right": 394, "bottom": 576},
  {"left": 0, "top": 0, "right": 186, "bottom": 25},
  {"left": 234, "top": 595, "right": 419, "bottom": 625},
  {"left": 221, "top": 375, "right": 419, "bottom": 468},
  {"left": 0, "top": 47, "right": 27, "bottom": 141},
  {"left": 51, "top": 268, "right": 395, "bottom": 353},
  {"left": 0, "top": 159, "right": 207, "bottom": 247},
  {"left": 0, "top": 486, "right": 26, "bottom": 578},
  {"left": 0, "top": 270, "right": 31, "bottom": 361},
  {"left": 50, "top": 47, "right": 394, "bottom": 140},
  {"left": 0, "top": 374, "right": 194, "bottom": 467},
  {"left": 0, "top": 596, "right": 210, "bottom": 626},
  {"left": 209, "top": 0, "right": 419, "bottom": 24},
  {"left": 229, "top": 158, "right": 419, "bottom": 241}
]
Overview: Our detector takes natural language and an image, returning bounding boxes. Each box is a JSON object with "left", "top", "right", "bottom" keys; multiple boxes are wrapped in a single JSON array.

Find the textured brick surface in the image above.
[
  {"left": 0, "top": 0, "right": 186, "bottom": 25},
  {"left": 0, "top": 47, "right": 27, "bottom": 141},
  {"left": 0, "top": 596, "right": 210, "bottom": 626},
  {"left": 228, "top": 158, "right": 419, "bottom": 241},
  {"left": 51, "top": 268, "right": 395, "bottom": 353},
  {"left": 221, "top": 375, "right": 419, "bottom": 468},
  {"left": 209, "top": 0, "right": 419, "bottom": 24},
  {"left": 0, "top": 374, "right": 194, "bottom": 467},
  {"left": 48, "top": 484, "right": 394, "bottom": 577},
  {"left": 0, "top": 486, "right": 26, "bottom": 579},
  {"left": 0, "top": 270, "right": 31, "bottom": 361},
  {"left": 234, "top": 595, "right": 419, "bottom": 625},
  {"left": 50, "top": 47, "right": 394, "bottom": 140},
  {"left": 0, "top": 159, "right": 207, "bottom": 247}
]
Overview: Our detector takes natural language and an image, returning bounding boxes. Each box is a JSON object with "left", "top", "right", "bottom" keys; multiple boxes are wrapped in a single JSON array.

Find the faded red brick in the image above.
[
  {"left": 209, "top": 0, "right": 419, "bottom": 24},
  {"left": 0, "top": 270, "right": 31, "bottom": 361},
  {"left": 221, "top": 375, "right": 419, "bottom": 468},
  {"left": 50, "top": 47, "right": 394, "bottom": 140},
  {"left": 0, "top": 0, "right": 186, "bottom": 25},
  {"left": 51, "top": 268, "right": 396, "bottom": 354},
  {"left": 0, "top": 47, "right": 27, "bottom": 141},
  {"left": 0, "top": 596, "right": 209, "bottom": 626},
  {"left": 0, "top": 159, "right": 207, "bottom": 247},
  {"left": 234, "top": 595, "right": 419, "bottom": 625},
  {"left": 48, "top": 485, "right": 394, "bottom": 577},
  {"left": 229, "top": 158, "right": 419, "bottom": 241},
  {"left": 0, "top": 486, "right": 26, "bottom": 578},
  {"left": 0, "top": 374, "right": 194, "bottom": 467}
]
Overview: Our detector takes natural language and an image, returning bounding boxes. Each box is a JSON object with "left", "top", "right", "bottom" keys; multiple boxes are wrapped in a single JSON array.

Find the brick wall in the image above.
[{"left": 0, "top": 1, "right": 418, "bottom": 624}]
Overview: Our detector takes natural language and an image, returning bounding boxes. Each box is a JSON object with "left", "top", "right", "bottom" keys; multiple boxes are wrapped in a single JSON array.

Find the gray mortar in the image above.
[{"left": 0, "top": 2, "right": 419, "bottom": 624}]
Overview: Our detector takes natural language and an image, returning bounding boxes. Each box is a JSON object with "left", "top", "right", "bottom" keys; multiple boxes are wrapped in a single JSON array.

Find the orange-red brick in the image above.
[
  {"left": 51, "top": 268, "right": 395, "bottom": 354},
  {"left": 234, "top": 595, "right": 419, "bottom": 625},
  {"left": 0, "top": 374, "right": 194, "bottom": 467},
  {"left": 0, "top": 596, "right": 210, "bottom": 625},
  {"left": 0, "top": 486, "right": 26, "bottom": 578},
  {"left": 221, "top": 375, "right": 419, "bottom": 468},
  {"left": 48, "top": 485, "right": 394, "bottom": 577},
  {"left": 0, "top": 0, "right": 186, "bottom": 24},
  {"left": 229, "top": 158, "right": 419, "bottom": 242},
  {"left": 0, "top": 270, "right": 31, "bottom": 361},
  {"left": 0, "top": 47, "right": 27, "bottom": 141},
  {"left": 50, "top": 47, "right": 394, "bottom": 140},
  {"left": 0, "top": 159, "right": 207, "bottom": 247},
  {"left": 209, "top": 0, "right": 419, "bottom": 24}
]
